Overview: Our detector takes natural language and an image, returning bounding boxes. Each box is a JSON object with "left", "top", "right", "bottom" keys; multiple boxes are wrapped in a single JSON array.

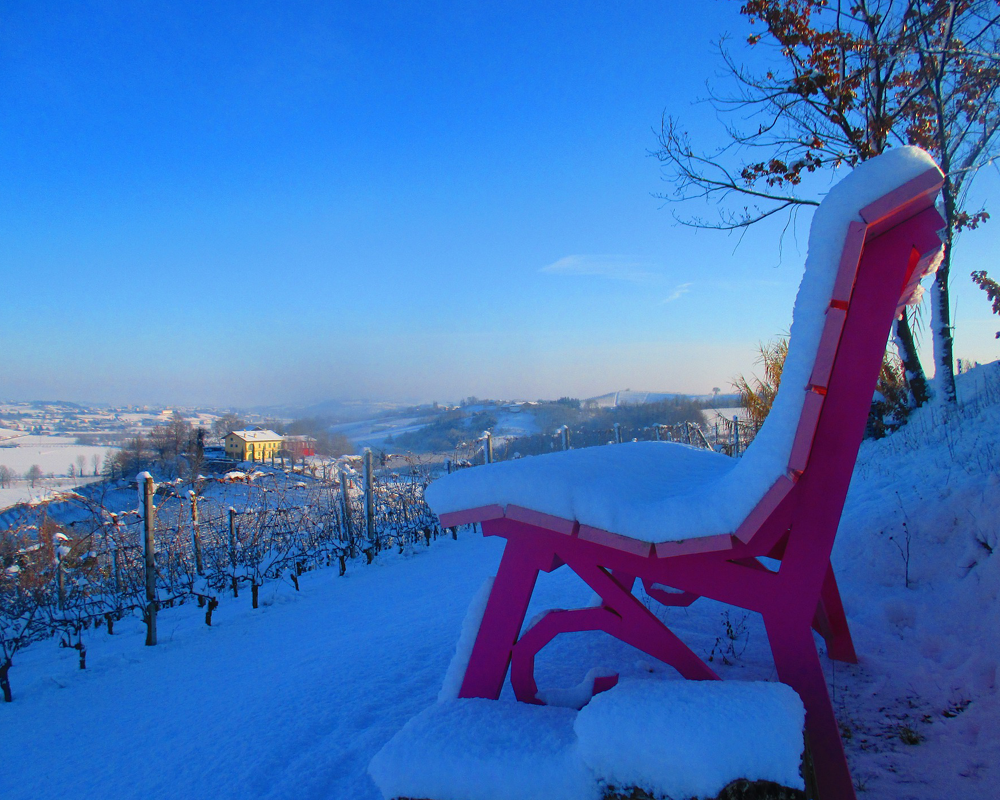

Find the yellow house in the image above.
[{"left": 224, "top": 429, "right": 284, "bottom": 462}]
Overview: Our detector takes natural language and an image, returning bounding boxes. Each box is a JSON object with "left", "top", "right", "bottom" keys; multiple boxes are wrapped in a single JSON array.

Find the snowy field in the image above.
[
  {"left": 0, "top": 433, "right": 116, "bottom": 509},
  {"left": 2, "top": 363, "right": 999, "bottom": 800},
  {"left": 0, "top": 435, "right": 114, "bottom": 488},
  {"left": 329, "top": 415, "right": 430, "bottom": 450},
  {"left": 0, "top": 476, "right": 107, "bottom": 514}
]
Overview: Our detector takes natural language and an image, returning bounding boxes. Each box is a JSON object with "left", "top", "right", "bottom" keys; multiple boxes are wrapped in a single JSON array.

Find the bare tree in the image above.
[
  {"left": 212, "top": 413, "right": 247, "bottom": 442},
  {"left": 655, "top": 0, "right": 1000, "bottom": 406},
  {"left": 25, "top": 465, "right": 43, "bottom": 489}
]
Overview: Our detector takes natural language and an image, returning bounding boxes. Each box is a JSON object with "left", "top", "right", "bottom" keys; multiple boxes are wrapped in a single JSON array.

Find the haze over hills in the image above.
[
  {"left": 585, "top": 390, "right": 740, "bottom": 407},
  {"left": 254, "top": 389, "right": 741, "bottom": 423}
]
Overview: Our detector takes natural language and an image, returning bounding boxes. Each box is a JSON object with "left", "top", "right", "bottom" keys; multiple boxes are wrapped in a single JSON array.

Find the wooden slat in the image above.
[
  {"left": 653, "top": 533, "right": 735, "bottom": 557},
  {"left": 860, "top": 167, "right": 944, "bottom": 238},
  {"left": 831, "top": 221, "right": 867, "bottom": 305},
  {"left": 788, "top": 391, "right": 826, "bottom": 474},
  {"left": 810, "top": 307, "right": 848, "bottom": 390},
  {"left": 437, "top": 504, "right": 505, "bottom": 529},
  {"left": 505, "top": 505, "right": 578, "bottom": 535},
  {"left": 733, "top": 475, "right": 796, "bottom": 545},
  {"left": 578, "top": 525, "right": 655, "bottom": 558}
]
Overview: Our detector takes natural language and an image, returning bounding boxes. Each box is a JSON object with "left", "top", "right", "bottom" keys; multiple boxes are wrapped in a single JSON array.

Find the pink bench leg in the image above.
[
  {"left": 510, "top": 607, "right": 623, "bottom": 703},
  {"left": 817, "top": 565, "right": 858, "bottom": 664},
  {"left": 564, "top": 555, "right": 719, "bottom": 681},
  {"left": 458, "top": 534, "right": 553, "bottom": 700},
  {"left": 765, "top": 618, "right": 856, "bottom": 800}
]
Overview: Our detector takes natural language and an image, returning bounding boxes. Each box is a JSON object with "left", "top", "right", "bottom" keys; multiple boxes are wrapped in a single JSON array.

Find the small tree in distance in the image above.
[
  {"left": 211, "top": 412, "right": 247, "bottom": 443},
  {"left": 25, "top": 465, "right": 43, "bottom": 488}
]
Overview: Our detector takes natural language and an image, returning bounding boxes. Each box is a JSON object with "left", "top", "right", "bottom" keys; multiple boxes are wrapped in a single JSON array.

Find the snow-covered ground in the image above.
[
  {"left": 2, "top": 363, "right": 998, "bottom": 800},
  {"left": 0, "top": 432, "right": 116, "bottom": 510},
  {"left": 492, "top": 408, "right": 541, "bottom": 438},
  {"left": 329, "top": 415, "right": 430, "bottom": 450},
  {"left": 0, "top": 476, "right": 107, "bottom": 513},
  {"left": 587, "top": 390, "right": 719, "bottom": 407},
  {"left": 0, "top": 434, "right": 116, "bottom": 507}
]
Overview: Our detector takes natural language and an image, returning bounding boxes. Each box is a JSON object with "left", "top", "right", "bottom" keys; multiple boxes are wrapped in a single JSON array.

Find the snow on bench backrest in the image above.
[{"left": 725, "top": 146, "right": 941, "bottom": 526}]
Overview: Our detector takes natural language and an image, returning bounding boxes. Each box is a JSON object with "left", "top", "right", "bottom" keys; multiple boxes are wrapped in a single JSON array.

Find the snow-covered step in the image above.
[{"left": 369, "top": 679, "right": 806, "bottom": 800}]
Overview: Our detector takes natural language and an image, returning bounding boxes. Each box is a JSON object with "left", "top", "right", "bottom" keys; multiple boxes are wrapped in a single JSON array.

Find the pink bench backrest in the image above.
[{"left": 732, "top": 151, "right": 944, "bottom": 547}]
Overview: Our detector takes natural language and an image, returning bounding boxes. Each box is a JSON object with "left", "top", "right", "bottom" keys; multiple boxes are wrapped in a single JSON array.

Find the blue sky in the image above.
[{"left": 2, "top": 1, "right": 997, "bottom": 408}]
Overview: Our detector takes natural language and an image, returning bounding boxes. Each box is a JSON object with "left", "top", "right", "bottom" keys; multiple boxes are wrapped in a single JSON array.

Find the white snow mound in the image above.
[{"left": 369, "top": 679, "right": 805, "bottom": 800}]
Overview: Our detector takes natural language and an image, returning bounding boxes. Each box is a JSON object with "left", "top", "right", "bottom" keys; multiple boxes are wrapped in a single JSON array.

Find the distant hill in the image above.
[
  {"left": 585, "top": 390, "right": 740, "bottom": 408},
  {"left": 254, "top": 398, "right": 413, "bottom": 422},
  {"left": 28, "top": 400, "right": 87, "bottom": 410}
]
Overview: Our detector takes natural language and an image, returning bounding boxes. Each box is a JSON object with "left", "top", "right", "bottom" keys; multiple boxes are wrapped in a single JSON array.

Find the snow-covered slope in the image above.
[{"left": 1, "top": 363, "right": 998, "bottom": 800}]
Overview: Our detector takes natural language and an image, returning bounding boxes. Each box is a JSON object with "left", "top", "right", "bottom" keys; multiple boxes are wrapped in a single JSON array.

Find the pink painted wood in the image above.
[
  {"left": 506, "top": 504, "right": 578, "bottom": 535},
  {"left": 809, "top": 307, "right": 848, "bottom": 390},
  {"left": 447, "top": 166, "right": 945, "bottom": 800},
  {"left": 437, "top": 504, "right": 504, "bottom": 529},
  {"left": 732, "top": 475, "right": 796, "bottom": 545},
  {"left": 578, "top": 525, "right": 656, "bottom": 557}
]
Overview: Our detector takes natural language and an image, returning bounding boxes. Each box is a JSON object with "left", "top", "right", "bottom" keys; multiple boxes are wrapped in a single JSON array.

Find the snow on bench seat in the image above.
[
  {"left": 368, "top": 679, "right": 806, "bottom": 800},
  {"left": 424, "top": 147, "right": 940, "bottom": 545}
]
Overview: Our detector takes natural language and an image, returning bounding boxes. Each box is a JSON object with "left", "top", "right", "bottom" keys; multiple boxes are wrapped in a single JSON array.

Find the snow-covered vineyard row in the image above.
[
  {"left": 452, "top": 417, "right": 754, "bottom": 468},
  {"left": 0, "top": 458, "right": 441, "bottom": 702}
]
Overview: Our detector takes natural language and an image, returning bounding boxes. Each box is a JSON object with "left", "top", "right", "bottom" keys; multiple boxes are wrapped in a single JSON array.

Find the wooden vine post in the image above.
[
  {"left": 229, "top": 507, "right": 238, "bottom": 597},
  {"left": 112, "top": 548, "right": 122, "bottom": 594},
  {"left": 55, "top": 542, "right": 66, "bottom": 612},
  {"left": 364, "top": 448, "right": 375, "bottom": 554},
  {"left": 189, "top": 490, "right": 203, "bottom": 575},
  {"left": 339, "top": 463, "right": 354, "bottom": 556},
  {"left": 142, "top": 474, "right": 157, "bottom": 646}
]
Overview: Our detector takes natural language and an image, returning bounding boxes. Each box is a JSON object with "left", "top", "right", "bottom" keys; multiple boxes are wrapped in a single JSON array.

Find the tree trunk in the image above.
[
  {"left": 1, "top": 659, "right": 12, "bottom": 702},
  {"left": 205, "top": 597, "right": 218, "bottom": 626},
  {"left": 143, "top": 475, "right": 157, "bottom": 647},
  {"left": 931, "top": 181, "right": 958, "bottom": 405},
  {"left": 894, "top": 315, "right": 931, "bottom": 406}
]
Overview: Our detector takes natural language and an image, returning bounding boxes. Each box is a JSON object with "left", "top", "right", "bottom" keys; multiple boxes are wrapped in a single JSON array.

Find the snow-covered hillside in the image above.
[{"left": 1, "top": 363, "right": 998, "bottom": 800}]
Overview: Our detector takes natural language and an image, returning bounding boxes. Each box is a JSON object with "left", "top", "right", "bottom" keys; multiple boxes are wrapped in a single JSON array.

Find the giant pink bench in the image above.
[{"left": 424, "top": 147, "right": 945, "bottom": 800}]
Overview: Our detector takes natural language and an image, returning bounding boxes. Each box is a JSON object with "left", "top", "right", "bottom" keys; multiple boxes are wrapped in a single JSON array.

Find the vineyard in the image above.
[
  {"left": 448, "top": 415, "right": 755, "bottom": 465},
  {"left": 0, "top": 452, "right": 442, "bottom": 702},
  {"left": 0, "top": 414, "right": 757, "bottom": 704}
]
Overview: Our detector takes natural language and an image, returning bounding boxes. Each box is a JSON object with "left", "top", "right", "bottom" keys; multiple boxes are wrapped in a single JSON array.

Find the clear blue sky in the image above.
[{"left": 2, "top": 1, "right": 997, "bottom": 408}]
